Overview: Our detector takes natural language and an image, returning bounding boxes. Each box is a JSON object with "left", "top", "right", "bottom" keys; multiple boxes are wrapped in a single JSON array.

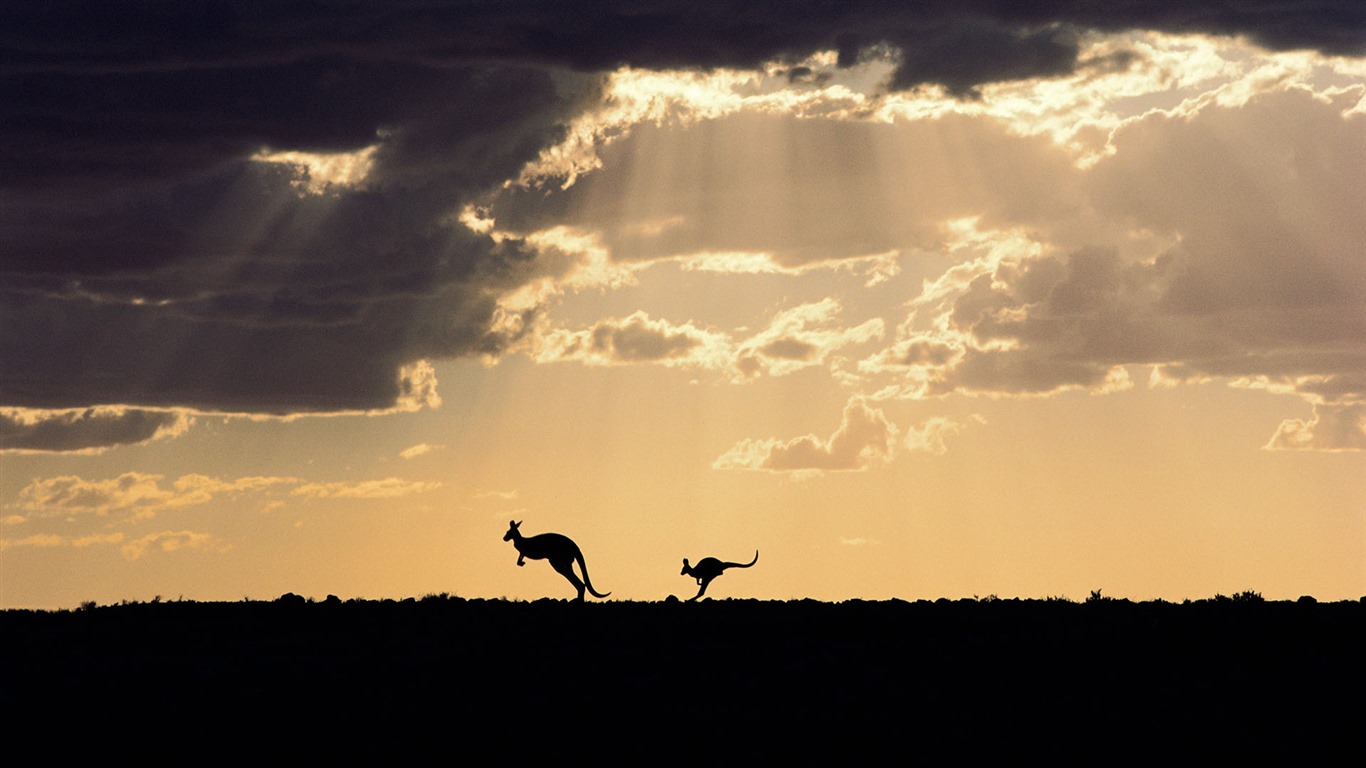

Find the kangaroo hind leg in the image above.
[
  {"left": 551, "top": 557, "right": 587, "bottom": 602},
  {"left": 690, "top": 577, "right": 712, "bottom": 601}
]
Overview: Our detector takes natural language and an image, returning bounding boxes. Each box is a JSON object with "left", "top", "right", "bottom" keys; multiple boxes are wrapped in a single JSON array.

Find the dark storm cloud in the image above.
[
  {"left": 0, "top": 408, "right": 190, "bottom": 453},
  {"left": 1, "top": 60, "right": 587, "bottom": 415},
  {"left": 5, "top": 2, "right": 1362, "bottom": 86},
  {"left": 2, "top": 1, "right": 1363, "bottom": 451}
]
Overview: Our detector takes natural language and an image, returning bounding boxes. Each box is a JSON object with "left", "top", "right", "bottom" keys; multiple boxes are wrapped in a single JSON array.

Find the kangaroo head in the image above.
[
  {"left": 502, "top": 520, "right": 521, "bottom": 541},
  {"left": 681, "top": 558, "right": 691, "bottom": 575}
]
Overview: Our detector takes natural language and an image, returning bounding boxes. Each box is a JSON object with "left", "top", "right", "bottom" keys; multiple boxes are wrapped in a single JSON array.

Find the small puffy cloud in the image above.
[
  {"left": 17, "top": 473, "right": 297, "bottom": 519},
  {"left": 732, "top": 299, "right": 884, "bottom": 380},
  {"left": 529, "top": 300, "right": 884, "bottom": 383},
  {"left": 713, "top": 397, "right": 899, "bottom": 475},
  {"left": 400, "top": 443, "right": 446, "bottom": 460},
  {"left": 474, "top": 489, "right": 519, "bottom": 500},
  {"left": 290, "top": 478, "right": 442, "bottom": 499},
  {"left": 1, "top": 529, "right": 226, "bottom": 561},
  {"left": 905, "top": 415, "right": 985, "bottom": 455},
  {"left": 0, "top": 407, "right": 193, "bottom": 454},
  {"left": 120, "top": 531, "right": 228, "bottom": 561},
  {"left": 531, "top": 311, "right": 730, "bottom": 368},
  {"left": 392, "top": 361, "right": 443, "bottom": 413},
  {"left": 0, "top": 533, "right": 65, "bottom": 552},
  {"left": 19, "top": 473, "right": 175, "bottom": 518},
  {"left": 13, "top": 472, "right": 442, "bottom": 526},
  {"left": 677, "top": 249, "right": 901, "bottom": 287},
  {"left": 73, "top": 532, "right": 126, "bottom": 548},
  {"left": 251, "top": 146, "right": 379, "bottom": 194},
  {"left": 1265, "top": 405, "right": 1366, "bottom": 452},
  {"left": 521, "top": 226, "right": 647, "bottom": 293}
]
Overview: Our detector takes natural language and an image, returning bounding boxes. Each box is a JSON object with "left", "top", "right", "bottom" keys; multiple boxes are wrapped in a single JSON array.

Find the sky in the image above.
[{"left": 2, "top": 1, "right": 1363, "bottom": 608}]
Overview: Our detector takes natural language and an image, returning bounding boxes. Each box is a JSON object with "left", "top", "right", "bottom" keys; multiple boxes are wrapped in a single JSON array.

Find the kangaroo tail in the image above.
[
  {"left": 723, "top": 550, "right": 759, "bottom": 569},
  {"left": 577, "top": 551, "right": 611, "bottom": 599}
]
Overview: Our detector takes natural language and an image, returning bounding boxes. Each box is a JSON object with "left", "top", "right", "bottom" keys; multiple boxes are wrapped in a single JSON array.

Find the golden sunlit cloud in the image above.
[
  {"left": 485, "top": 227, "right": 650, "bottom": 349},
  {"left": 73, "top": 532, "right": 125, "bottom": 548},
  {"left": 0, "top": 533, "right": 65, "bottom": 552},
  {"left": 1265, "top": 405, "right": 1366, "bottom": 452},
  {"left": 484, "top": 38, "right": 1365, "bottom": 425},
  {"left": 905, "top": 415, "right": 986, "bottom": 455},
  {"left": 120, "top": 531, "right": 228, "bottom": 561},
  {"left": 732, "top": 299, "right": 884, "bottom": 381},
  {"left": 508, "top": 51, "right": 896, "bottom": 200},
  {"left": 523, "top": 226, "right": 648, "bottom": 292},
  {"left": 675, "top": 250, "right": 780, "bottom": 274},
  {"left": 474, "top": 489, "right": 519, "bottom": 501},
  {"left": 0, "top": 531, "right": 133, "bottom": 554},
  {"left": 458, "top": 203, "right": 497, "bottom": 234},
  {"left": 251, "top": 145, "right": 379, "bottom": 194},
  {"left": 15, "top": 473, "right": 300, "bottom": 520},
  {"left": 399, "top": 443, "right": 446, "bottom": 460},
  {"left": 0, "top": 528, "right": 221, "bottom": 563},
  {"left": 868, "top": 33, "right": 1366, "bottom": 168},
  {"left": 857, "top": 220, "right": 1042, "bottom": 392},
  {"left": 497, "top": 49, "right": 1363, "bottom": 454},
  {"left": 713, "top": 397, "right": 899, "bottom": 476},
  {"left": 290, "top": 478, "right": 442, "bottom": 499},
  {"left": 531, "top": 310, "right": 731, "bottom": 369},
  {"left": 393, "top": 360, "right": 443, "bottom": 412},
  {"left": 677, "top": 249, "right": 901, "bottom": 287},
  {"left": 516, "top": 31, "right": 1366, "bottom": 207}
]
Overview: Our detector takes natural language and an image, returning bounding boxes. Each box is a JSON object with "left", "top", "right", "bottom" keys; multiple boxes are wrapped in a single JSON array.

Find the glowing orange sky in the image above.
[{"left": 2, "top": 30, "right": 1363, "bottom": 608}]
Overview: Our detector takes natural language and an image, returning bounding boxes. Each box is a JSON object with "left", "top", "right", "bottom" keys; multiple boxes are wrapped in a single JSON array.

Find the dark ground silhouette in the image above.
[{"left": 3, "top": 595, "right": 1360, "bottom": 760}]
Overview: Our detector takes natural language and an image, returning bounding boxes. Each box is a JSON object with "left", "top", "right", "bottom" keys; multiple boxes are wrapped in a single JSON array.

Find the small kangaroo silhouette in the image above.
[
  {"left": 681, "top": 550, "right": 758, "bottom": 601},
  {"left": 503, "top": 520, "right": 610, "bottom": 602}
]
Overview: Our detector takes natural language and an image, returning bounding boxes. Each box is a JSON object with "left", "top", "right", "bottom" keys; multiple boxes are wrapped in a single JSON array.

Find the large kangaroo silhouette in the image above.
[
  {"left": 503, "top": 520, "right": 610, "bottom": 602},
  {"left": 681, "top": 550, "right": 758, "bottom": 601}
]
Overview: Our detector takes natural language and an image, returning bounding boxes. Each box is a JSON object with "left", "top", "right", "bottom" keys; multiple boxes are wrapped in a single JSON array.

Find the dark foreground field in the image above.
[{"left": 4, "top": 594, "right": 1361, "bottom": 760}]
